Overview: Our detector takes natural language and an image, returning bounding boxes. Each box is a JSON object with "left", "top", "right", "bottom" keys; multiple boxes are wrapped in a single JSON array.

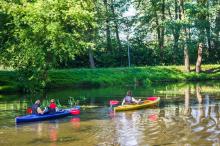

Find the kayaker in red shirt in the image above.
[{"left": 49, "top": 99, "right": 58, "bottom": 113}]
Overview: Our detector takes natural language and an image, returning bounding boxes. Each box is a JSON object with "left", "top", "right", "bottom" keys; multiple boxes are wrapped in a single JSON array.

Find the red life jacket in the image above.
[{"left": 49, "top": 103, "right": 57, "bottom": 109}]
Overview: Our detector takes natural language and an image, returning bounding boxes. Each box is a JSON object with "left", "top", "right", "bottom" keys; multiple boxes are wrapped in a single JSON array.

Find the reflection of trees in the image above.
[
  {"left": 214, "top": 104, "right": 219, "bottom": 125},
  {"left": 196, "top": 84, "right": 205, "bottom": 123},
  {"left": 49, "top": 123, "right": 58, "bottom": 146},
  {"left": 184, "top": 86, "right": 191, "bottom": 115},
  {"left": 0, "top": 100, "right": 28, "bottom": 111},
  {"left": 184, "top": 85, "right": 190, "bottom": 116},
  {"left": 196, "top": 84, "right": 202, "bottom": 104},
  {"left": 152, "top": 84, "right": 220, "bottom": 144}
]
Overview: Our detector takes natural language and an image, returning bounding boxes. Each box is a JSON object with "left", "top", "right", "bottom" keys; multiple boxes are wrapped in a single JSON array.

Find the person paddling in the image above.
[
  {"left": 121, "top": 90, "right": 141, "bottom": 106},
  {"left": 32, "top": 100, "right": 44, "bottom": 115},
  {"left": 48, "top": 99, "right": 58, "bottom": 113}
]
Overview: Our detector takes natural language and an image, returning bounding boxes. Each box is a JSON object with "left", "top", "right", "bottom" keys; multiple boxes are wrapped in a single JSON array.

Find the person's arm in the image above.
[
  {"left": 132, "top": 97, "right": 141, "bottom": 104},
  {"left": 132, "top": 97, "right": 138, "bottom": 103},
  {"left": 121, "top": 99, "right": 125, "bottom": 106},
  {"left": 37, "top": 107, "right": 44, "bottom": 114}
]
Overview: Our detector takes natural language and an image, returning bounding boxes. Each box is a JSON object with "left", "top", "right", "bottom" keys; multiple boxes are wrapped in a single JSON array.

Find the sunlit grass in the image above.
[
  {"left": 47, "top": 65, "right": 220, "bottom": 89},
  {"left": 1, "top": 64, "right": 220, "bottom": 93}
]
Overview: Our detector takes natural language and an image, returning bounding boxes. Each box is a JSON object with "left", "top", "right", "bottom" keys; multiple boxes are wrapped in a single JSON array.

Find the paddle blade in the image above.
[
  {"left": 109, "top": 100, "right": 119, "bottom": 105},
  {"left": 26, "top": 107, "right": 32, "bottom": 114},
  {"left": 70, "top": 109, "right": 80, "bottom": 115},
  {"left": 147, "top": 97, "right": 157, "bottom": 101}
]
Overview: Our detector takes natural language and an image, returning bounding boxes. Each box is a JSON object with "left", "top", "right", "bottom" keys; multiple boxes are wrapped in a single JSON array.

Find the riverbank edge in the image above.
[{"left": 0, "top": 65, "right": 220, "bottom": 93}]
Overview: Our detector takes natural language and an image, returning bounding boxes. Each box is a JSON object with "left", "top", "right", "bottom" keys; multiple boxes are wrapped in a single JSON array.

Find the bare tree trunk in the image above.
[
  {"left": 155, "top": 12, "right": 161, "bottom": 45},
  {"left": 184, "top": 41, "right": 190, "bottom": 72},
  {"left": 89, "top": 48, "right": 95, "bottom": 68},
  {"left": 196, "top": 43, "right": 203, "bottom": 73},
  {"left": 110, "top": 0, "right": 123, "bottom": 66},
  {"left": 206, "top": 0, "right": 212, "bottom": 58},
  {"left": 103, "top": 0, "right": 112, "bottom": 51},
  {"left": 181, "top": 0, "right": 190, "bottom": 72},
  {"left": 161, "top": 0, "right": 165, "bottom": 52},
  {"left": 155, "top": 12, "right": 162, "bottom": 63},
  {"left": 151, "top": 0, "right": 163, "bottom": 63},
  {"left": 206, "top": 24, "right": 212, "bottom": 53},
  {"left": 214, "top": 9, "right": 220, "bottom": 56},
  {"left": 168, "top": 6, "right": 179, "bottom": 48},
  {"left": 170, "top": 0, "right": 180, "bottom": 63}
]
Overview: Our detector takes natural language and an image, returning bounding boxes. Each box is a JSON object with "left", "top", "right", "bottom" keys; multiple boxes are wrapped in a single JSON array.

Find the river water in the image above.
[{"left": 1, "top": 82, "right": 220, "bottom": 146}]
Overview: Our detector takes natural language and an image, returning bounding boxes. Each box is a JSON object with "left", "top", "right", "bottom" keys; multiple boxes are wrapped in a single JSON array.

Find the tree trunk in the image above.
[
  {"left": 161, "top": 0, "right": 165, "bottom": 51},
  {"left": 173, "top": 30, "right": 180, "bottom": 64},
  {"left": 89, "top": 48, "right": 95, "bottom": 68},
  {"left": 151, "top": 0, "right": 163, "bottom": 63},
  {"left": 214, "top": 9, "right": 220, "bottom": 57},
  {"left": 155, "top": 14, "right": 161, "bottom": 46},
  {"left": 205, "top": 0, "right": 212, "bottom": 58},
  {"left": 206, "top": 24, "right": 211, "bottom": 55},
  {"left": 168, "top": 4, "right": 180, "bottom": 64},
  {"left": 110, "top": 0, "right": 123, "bottom": 66},
  {"left": 155, "top": 12, "right": 162, "bottom": 63},
  {"left": 184, "top": 40, "right": 190, "bottom": 72},
  {"left": 171, "top": 0, "right": 181, "bottom": 63},
  {"left": 181, "top": 0, "right": 190, "bottom": 72},
  {"left": 175, "top": 0, "right": 178, "bottom": 20},
  {"left": 103, "top": 0, "right": 112, "bottom": 51},
  {"left": 196, "top": 43, "right": 203, "bottom": 73}
]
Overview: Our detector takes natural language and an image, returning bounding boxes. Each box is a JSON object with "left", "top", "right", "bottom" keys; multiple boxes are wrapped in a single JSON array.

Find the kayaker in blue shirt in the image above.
[
  {"left": 121, "top": 90, "right": 141, "bottom": 105},
  {"left": 32, "top": 100, "right": 44, "bottom": 115}
]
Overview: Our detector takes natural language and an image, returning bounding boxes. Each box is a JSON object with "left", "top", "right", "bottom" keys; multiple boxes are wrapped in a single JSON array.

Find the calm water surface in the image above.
[{"left": 1, "top": 82, "right": 220, "bottom": 146}]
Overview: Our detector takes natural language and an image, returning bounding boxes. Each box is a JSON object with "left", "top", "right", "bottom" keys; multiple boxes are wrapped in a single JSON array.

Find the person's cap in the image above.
[{"left": 35, "top": 100, "right": 40, "bottom": 104}]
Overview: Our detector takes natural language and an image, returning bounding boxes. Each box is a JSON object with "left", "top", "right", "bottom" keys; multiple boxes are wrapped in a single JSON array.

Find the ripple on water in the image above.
[{"left": 3, "top": 93, "right": 220, "bottom": 145}]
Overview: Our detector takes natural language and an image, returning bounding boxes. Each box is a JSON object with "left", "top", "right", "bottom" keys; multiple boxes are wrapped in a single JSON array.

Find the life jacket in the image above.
[
  {"left": 125, "top": 96, "right": 132, "bottom": 103},
  {"left": 31, "top": 103, "right": 40, "bottom": 115},
  {"left": 49, "top": 103, "right": 57, "bottom": 109},
  {"left": 49, "top": 103, "right": 57, "bottom": 113}
]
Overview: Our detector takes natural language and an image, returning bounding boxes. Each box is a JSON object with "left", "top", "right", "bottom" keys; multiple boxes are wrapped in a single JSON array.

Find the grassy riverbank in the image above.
[{"left": 1, "top": 65, "right": 220, "bottom": 93}]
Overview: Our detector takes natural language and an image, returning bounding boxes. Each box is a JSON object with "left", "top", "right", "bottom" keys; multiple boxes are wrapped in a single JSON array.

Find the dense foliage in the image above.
[
  {"left": 0, "top": 0, "right": 220, "bottom": 91},
  {"left": 0, "top": 0, "right": 96, "bottom": 91},
  {"left": 68, "top": 0, "right": 220, "bottom": 68}
]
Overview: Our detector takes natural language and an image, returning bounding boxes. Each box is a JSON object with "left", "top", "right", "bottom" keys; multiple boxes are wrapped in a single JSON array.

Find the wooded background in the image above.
[{"left": 0, "top": 0, "right": 220, "bottom": 90}]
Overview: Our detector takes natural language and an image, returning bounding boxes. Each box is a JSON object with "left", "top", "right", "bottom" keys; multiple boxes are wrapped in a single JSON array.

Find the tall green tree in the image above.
[{"left": 0, "top": 0, "right": 96, "bottom": 92}]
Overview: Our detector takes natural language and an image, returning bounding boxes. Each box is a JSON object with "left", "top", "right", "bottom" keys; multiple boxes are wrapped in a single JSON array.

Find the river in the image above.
[{"left": 1, "top": 82, "right": 220, "bottom": 145}]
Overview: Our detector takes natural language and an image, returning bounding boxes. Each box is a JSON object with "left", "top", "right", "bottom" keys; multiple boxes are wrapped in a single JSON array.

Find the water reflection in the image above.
[
  {"left": 70, "top": 117, "right": 80, "bottom": 129},
  {"left": 106, "top": 84, "right": 220, "bottom": 145},
  {"left": 2, "top": 83, "right": 220, "bottom": 145},
  {"left": 13, "top": 117, "right": 81, "bottom": 146},
  {"left": 49, "top": 122, "right": 58, "bottom": 146}
]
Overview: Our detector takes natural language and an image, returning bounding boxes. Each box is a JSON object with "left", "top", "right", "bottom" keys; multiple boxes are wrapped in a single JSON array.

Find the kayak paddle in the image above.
[{"left": 109, "top": 100, "right": 120, "bottom": 106}]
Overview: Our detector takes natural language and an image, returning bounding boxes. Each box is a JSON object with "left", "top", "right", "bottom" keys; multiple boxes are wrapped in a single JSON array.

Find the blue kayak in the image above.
[{"left": 15, "top": 107, "right": 80, "bottom": 123}]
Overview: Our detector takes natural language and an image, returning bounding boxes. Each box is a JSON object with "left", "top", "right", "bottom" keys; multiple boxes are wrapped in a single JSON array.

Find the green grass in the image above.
[{"left": 1, "top": 64, "right": 220, "bottom": 93}]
